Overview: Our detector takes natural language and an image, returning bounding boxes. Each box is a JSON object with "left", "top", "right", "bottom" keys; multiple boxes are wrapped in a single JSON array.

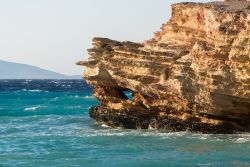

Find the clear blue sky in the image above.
[{"left": 0, "top": 0, "right": 215, "bottom": 75}]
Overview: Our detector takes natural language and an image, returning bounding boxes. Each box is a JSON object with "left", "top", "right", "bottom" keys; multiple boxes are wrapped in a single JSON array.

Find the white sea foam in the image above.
[
  {"left": 62, "top": 85, "right": 71, "bottom": 87},
  {"left": 80, "top": 129, "right": 189, "bottom": 138},
  {"left": 197, "top": 163, "right": 213, "bottom": 166},
  {"left": 188, "top": 133, "right": 250, "bottom": 143},
  {"left": 65, "top": 106, "right": 82, "bottom": 109},
  {"left": 20, "top": 89, "right": 48, "bottom": 93},
  {"left": 84, "top": 95, "right": 94, "bottom": 99},
  {"left": 28, "top": 90, "right": 43, "bottom": 92},
  {"left": 233, "top": 137, "right": 250, "bottom": 144},
  {"left": 24, "top": 105, "right": 41, "bottom": 111},
  {"left": 148, "top": 124, "right": 156, "bottom": 130},
  {"left": 101, "top": 124, "right": 110, "bottom": 128},
  {"left": 72, "top": 95, "right": 94, "bottom": 99},
  {"left": 189, "top": 134, "right": 211, "bottom": 140},
  {"left": 50, "top": 81, "right": 60, "bottom": 84}
]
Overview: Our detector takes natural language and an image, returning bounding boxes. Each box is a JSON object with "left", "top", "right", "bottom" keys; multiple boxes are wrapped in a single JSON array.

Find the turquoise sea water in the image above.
[{"left": 0, "top": 80, "right": 249, "bottom": 167}]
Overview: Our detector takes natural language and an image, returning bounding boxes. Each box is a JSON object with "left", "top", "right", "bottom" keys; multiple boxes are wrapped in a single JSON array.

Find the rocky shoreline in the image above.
[
  {"left": 78, "top": 0, "right": 250, "bottom": 133},
  {"left": 89, "top": 106, "right": 246, "bottom": 134}
]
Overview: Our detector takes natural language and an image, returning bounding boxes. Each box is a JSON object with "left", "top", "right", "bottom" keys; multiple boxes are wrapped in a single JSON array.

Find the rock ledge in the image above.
[{"left": 78, "top": 0, "right": 250, "bottom": 133}]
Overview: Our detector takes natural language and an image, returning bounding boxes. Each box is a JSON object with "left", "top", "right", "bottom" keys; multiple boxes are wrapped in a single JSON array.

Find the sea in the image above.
[{"left": 0, "top": 80, "right": 249, "bottom": 167}]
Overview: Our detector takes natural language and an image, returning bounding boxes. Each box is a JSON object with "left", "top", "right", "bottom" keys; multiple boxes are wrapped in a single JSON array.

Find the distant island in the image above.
[{"left": 0, "top": 60, "right": 81, "bottom": 79}]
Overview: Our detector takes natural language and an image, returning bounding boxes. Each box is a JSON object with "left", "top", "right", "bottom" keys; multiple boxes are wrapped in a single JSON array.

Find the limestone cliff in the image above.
[{"left": 77, "top": 0, "right": 250, "bottom": 133}]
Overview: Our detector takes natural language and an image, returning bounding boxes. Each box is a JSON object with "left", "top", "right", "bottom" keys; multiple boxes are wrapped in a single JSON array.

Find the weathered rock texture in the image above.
[{"left": 77, "top": 0, "right": 250, "bottom": 133}]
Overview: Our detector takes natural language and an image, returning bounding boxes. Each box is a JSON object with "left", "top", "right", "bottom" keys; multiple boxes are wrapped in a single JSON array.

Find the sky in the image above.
[{"left": 0, "top": 0, "right": 215, "bottom": 75}]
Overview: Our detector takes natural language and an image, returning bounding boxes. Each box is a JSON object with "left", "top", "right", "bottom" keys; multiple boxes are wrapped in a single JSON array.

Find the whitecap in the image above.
[
  {"left": 82, "top": 129, "right": 190, "bottom": 138},
  {"left": 65, "top": 106, "right": 82, "bottom": 109},
  {"left": 50, "top": 81, "right": 60, "bottom": 84},
  {"left": 84, "top": 95, "right": 94, "bottom": 99},
  {"left": 101, "top": 124, "right": 110, "bottom": 128},
  {"left": 148, "top": 125, "right": 156, "bottom": 130},
  {"left": 28, "top": 90, "right": 43, "bottom": 92},
  {"left": 188, "top": 133, "right": 212, "bottom": 140},
  {"left": 197, "top": 163, "right": 213, "bottom": 166},
  {"left": 62, "top": 85, "right": 71, "bottom": 87},
  {"left": 233, "top": 137, "right": 250, "bottom": 144},
  {"left": 71, "top": 95, "right": 94, "bottom": 99},
  {"left": 24, "top": 105, "right": 41, "bottom": 111}
]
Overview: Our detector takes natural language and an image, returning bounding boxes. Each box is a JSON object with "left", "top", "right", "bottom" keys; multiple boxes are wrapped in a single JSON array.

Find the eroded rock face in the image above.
[{"left": 77, "top": 0, "right": 250, "bottom": 133}]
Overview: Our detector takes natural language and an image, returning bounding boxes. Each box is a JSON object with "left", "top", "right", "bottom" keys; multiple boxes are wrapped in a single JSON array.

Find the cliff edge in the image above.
[{"left": 77, "top": 0, "right": 250, "bottom": 133}]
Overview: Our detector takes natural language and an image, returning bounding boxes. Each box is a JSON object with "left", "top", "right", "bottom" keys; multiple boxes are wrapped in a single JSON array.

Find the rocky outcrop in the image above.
[{"left": 77, "top": 0, "right": 250, "bottom": 133}]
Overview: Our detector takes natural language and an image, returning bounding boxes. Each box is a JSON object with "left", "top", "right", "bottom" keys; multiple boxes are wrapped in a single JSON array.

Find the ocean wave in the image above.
[
  {"left": 50, "top": 81, "right": 60, "bottom": 84},
  {"left": 83, "top": 131, "right": 177, "bottom": 137},
  {"left": 81, "top": 128, "right": 189, "bottom": 138},
  {"left": 84, "top": 95, "right": 94, "bottom": 99},
  {"left": 24, "top": 105, "right": 41, "bottom": 111},
  {"left": 50, "top": 97, "right": 59, "bottom": 101},
  {"left": 49, "top": 95, "right": 95, "bottom": 102},
  {"left": 65, "top": 106, "right": 82, "bottom": 109},
  {"left": 19, "top": 89, "right": 48, "bottom": 93},
  {"left": 29, "top": 90, "right": 49, "bottom": 93},
  {"left": 101, "top": 124, "right": 110, "bottom": 128},
  {"left": 197, "top": 163, "right": 213, "bottom": 166},
  {"left": 231, "top": 134, "right": 250, "bottom": 143},
  {"left": 72, "top": 95, "right": 95, "bottom": 99},
  {"left": 61, "top": 85, "right": 71, "bottom": 87},
  {"left": 233, "top": 137, "right": 250, "bottom": 143},
  {"left": 28, "top": 90, "right": 43, "bottom": 92},
  {"left": 78, "top": 128, "right": 250, "bottom": 142},
  {"left": 188, "top": 133, "right": 250, "bottom": 144}
]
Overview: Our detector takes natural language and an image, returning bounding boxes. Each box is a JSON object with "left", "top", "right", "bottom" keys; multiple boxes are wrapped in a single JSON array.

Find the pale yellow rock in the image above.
[{"left": 78, "top": 0, "right": 250, "bottom": 132}]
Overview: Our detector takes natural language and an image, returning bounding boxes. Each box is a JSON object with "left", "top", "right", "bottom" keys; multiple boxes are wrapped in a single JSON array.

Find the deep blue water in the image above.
[{"left": 0, "top": 80, "right": 249, "bottom": 167}]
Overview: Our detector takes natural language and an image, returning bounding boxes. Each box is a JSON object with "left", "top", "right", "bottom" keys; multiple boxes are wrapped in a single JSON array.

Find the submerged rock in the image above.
[{"left": 77, "top": 0, "right": 250, "bottom": 133}]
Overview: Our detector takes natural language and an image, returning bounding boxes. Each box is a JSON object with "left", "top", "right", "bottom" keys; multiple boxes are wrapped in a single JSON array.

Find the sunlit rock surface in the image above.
[{"left": 77, "top": 0, "right": 250, "bottom": 133}]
